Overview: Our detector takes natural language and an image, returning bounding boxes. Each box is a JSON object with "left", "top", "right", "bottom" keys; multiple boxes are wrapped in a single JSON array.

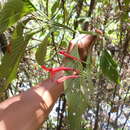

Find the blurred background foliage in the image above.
[{"left": 0, "top": 0, "right": 130, "bottom": 129}]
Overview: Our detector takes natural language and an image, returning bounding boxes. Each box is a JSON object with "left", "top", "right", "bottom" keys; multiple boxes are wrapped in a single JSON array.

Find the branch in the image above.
[
  {"left": 83, "top": 0, "right": 96, "bottom": 30},
  {"left": 88, "top": 0, "right": 96, "bottom": 17},
  {"left": 117, "top": 0, "right": 122, "bottom": 10},
  {"left": 73, "top": 0, "right": 84, "bottom": 37},
  {"left": 106, "top": 84, "right": 118, "bottom": 130}
]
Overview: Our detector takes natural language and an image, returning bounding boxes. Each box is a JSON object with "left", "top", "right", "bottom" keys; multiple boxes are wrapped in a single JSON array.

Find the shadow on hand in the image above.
[{"left": 0, "top": 87, "right": 49, "bottom": 130}]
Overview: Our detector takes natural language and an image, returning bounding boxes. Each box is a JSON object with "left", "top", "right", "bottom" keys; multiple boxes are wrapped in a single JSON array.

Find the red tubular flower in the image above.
[
  {"left": 41, "top": 65, "right": 75, "bottom": 73},
  {"left": 41, "top": 65, "right": 79, "bottom": 78},
  {"left": 41, "top": 50, "right": 82, "bottom": 83},
  {"left": 59, "top": 50, "right": 82, "bottom": 62},
  {"left": 41, "top": 65, "right": 52, "bottom": 72}
]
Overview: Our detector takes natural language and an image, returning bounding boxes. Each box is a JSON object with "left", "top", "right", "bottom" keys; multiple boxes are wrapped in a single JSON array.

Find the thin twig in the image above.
[
  {"left": 57, "top": 94, "right": 66, "bottom": 130},
  {"left": 122, "top": 113, "right": 130, "bottom": 130},
  {"left": 117, "top": 0, "right": 122, "bottom": 10},
  {"left": 93, "top": 97, "right": 100, "bottom": 130},
  {"left": 59, "top": 94, "right": 66, "bottom": 130},
  {"left": 57, "top": 96, "right": 62, "bottom": 130},
  {"left": 106, "top": 84, "right": 118, "bottom": 130},
  {"left": 115, "top": 86, "right": 130, "bottom": 123}
]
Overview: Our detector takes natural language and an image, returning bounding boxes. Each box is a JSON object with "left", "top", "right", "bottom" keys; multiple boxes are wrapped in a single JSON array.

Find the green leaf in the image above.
[
  {"left": 79, "top": 30, "right": 97, "bottom": 35},
  {"left": 124, "top": 0, "right": 130, "bottom": 6},
  {"left": 60, "top": 40, "right": 67, "bottom": 47},
  {"left": 51, "top": 0, "right": 60, "bottom": 15},
  {"left": 64, "top": 7, "right": 69, "bottom": 23},
  {"left": 108, "top": 30, "right": 114, "bottom": 34},
  {"left": 35, "top": 34, "right": 50, "bottom": 65},
  {"left": 0, "top": 22, "right": 33, "bottom": 92},
  {"left": 52, "top": 22, "right": 76, "bottom": 33},
  {"left": 122, "top": 12, "right": 129, "bottom": 22},
  {"left": 0, "top": 0, "right": 36, "bottom": 33},
  {"left": 100, "top": 49, "right": 120, "bottom": 84},
  {"left": 64, "top": 45, "right": 87, "bottom": 130},
  {"left": 65, "top": 79, "right": 87, "bottom": 130}
]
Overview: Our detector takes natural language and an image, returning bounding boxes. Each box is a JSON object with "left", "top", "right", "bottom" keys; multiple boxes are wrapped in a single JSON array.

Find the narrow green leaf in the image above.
[
  {"left": 0, "top": 0, "right": 36, "bottom": 33},
  {"left": 64, "top": 45, "right": 87, "bottom": 130},
  {"left": 0, "top": 22, "right": 33, "bottom": 92},
  {"left": 53, "top": 22, "right": 76, "bottom": 33},
  {"left": 100, "top": 49, "right": 120, "bottom": 84},
  {"left": 51, "top": 0, "right": 60, "bottom": 15},
  {"left": 108, "top": 30, "right": 115, "bottom": 34},
  {"left": 64, "top": 7, "right": 69, "bottom": 23},
  {"left": 65, "top": 79, "right": 87, "bottom": 130},
  {"left": 35, "top": 35, "right": 50, "bottom": 65}
]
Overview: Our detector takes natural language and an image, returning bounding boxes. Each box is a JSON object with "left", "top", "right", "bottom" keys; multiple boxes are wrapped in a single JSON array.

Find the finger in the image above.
[
  {"left": 41, "top": 65, "right": 75, "bottom": 73},
  {"left": 56, "top": 75, "right": 79, "bottom": 83},
  {"left": 77, "top": 35, "right": 97, "bottom": 61}
]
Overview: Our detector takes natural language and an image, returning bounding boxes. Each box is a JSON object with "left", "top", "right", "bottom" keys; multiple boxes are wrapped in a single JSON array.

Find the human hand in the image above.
[
  {"left": 68, "top": 34, "right": 97, "bottom": 62},
  {"left": 41, "top": 65, "right": 79, "bottom": 84},
  {"left": 42, "top": 32, "right": 101, "bottom": 85}
]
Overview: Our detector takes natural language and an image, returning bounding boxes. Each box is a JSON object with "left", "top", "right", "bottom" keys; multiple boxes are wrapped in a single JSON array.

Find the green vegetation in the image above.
[{"left": 0, "top": 0, "right": 129, "bottom": 129}]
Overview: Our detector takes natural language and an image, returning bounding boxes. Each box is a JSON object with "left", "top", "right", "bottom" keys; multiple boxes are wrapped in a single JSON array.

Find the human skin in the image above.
[
  {"left": 0, "top": 33, "right": 98, "bottom": 130},
  {"left": 0, "top": 72, "right": 65, "bottom": 130}
]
